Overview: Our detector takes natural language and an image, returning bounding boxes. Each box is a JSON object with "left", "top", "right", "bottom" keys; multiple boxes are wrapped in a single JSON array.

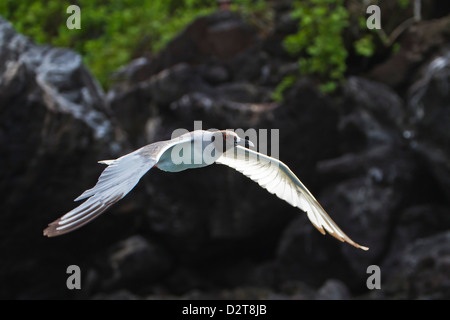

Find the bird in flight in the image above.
[{"left": 43, "top": 130, "right": 368, "bottom": 251}]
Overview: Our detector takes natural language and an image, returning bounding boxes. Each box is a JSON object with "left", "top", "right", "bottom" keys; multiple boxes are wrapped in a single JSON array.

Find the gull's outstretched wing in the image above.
[
  {"left": 216, "top": 146, "right": 368, "bottom": 250},
  {"left": 43, "top": 137, "right": 187, "bottom": 237}
]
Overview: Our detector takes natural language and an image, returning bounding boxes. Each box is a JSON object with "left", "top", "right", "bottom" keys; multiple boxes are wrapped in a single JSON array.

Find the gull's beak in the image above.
[{"left": 235, "top": 137, "right": 255, "bottom": 149}]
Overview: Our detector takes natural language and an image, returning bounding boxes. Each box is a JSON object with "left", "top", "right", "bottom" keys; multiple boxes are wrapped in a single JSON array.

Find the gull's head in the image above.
[
  {"left": 221, "top": 130, "right": 254, "bottom": 149},
  {"left": 209, "top": 130, "right": 254, "bottom": 152}
]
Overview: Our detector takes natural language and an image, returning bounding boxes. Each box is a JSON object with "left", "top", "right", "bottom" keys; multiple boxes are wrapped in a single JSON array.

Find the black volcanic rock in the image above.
[
  {"left": 0, "top": 17, "right": 128, "bottom": 299},
  {"left": 406, "top": 48, "right": 450, "bottom": 199},
  {"left": 1, "top": 7, "right": 449, "bottom": 300}
]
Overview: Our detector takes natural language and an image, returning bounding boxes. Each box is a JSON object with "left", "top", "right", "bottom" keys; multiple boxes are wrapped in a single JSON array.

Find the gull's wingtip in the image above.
[
  {"left": 349, "top": 240, "right": 369, "bottom": 251},
  {"left": 346, "top": 239, "right": 369, "bottom": 251},
  {"left": 43, "top": 220, "right": 63, "bottom": 237}
]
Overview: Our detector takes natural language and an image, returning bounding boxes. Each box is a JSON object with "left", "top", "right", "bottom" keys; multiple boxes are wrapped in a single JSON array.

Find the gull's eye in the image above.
[{"left": 211, "top": 136, "right": 215, "bottom": 142}]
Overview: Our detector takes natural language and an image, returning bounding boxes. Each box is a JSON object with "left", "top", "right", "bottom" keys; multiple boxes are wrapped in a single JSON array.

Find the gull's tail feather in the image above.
[{"left": 98, "top": 159, "right": 116, "bottom": 165}]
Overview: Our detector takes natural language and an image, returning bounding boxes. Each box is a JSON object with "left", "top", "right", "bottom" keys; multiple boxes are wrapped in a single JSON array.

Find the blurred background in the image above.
[{"left": 0, "top": 0, "right": 449, "bottom": 299}]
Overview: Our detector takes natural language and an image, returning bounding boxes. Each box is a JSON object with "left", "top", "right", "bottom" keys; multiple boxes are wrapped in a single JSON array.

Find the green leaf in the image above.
[
  {"left": 280, "top": 0, "right": 350, "bottom": 95},
  {"left": 354, "top": 34, "right": 375, "bottom": 57}
]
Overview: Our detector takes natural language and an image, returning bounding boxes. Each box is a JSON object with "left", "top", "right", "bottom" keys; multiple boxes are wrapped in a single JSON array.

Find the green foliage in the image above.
[
  {"left": 277, "top": 0, "right": 350, "bottom": 97},
  {"left": 397, "top": 0, "right": 411, "bottom": 9},
  {"left": 354, "top": 34, "right": 375, "bottom": 57},
  {"left": 1, "top": 0, "right": 270, "bottom": 88},
  {"left": 0, "top": 0, "right": 217, "bottom": 88},
  {"left": 271, "top": 75, "right": 297, "bottom": 102}
]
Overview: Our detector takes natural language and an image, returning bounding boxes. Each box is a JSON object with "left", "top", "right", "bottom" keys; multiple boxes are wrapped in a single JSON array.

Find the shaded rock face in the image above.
[
  {"left": 1, "top": 8, "right": 450, "bottom": 300},
  {"left": 380, "top": 231, "right": 450, "bottom": 299},
  {"left": 369, "top": 15, "right": 450, "bottom": 89},
  {"left": 104, "top": 235, "right": 173, "bottom": 291},
  {"left": 406, "top": 48, "right": 450, "bottom": 199},
  {"left": 0, "top": 17, "right": 130, "bottom": 299},
  {"left": 152, "top": 11, "right": 258, "bottom": 75}
]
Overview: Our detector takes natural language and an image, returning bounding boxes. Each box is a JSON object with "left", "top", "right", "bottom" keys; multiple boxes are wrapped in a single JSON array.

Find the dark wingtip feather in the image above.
[{"left": 43, "top": 220, "right": 64, "bottom": 237}]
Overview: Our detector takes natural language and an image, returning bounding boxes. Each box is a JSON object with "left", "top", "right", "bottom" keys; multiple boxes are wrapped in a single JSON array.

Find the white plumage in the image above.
[{"left": 44, "top": 130, "right": 368, "bottom": 251}]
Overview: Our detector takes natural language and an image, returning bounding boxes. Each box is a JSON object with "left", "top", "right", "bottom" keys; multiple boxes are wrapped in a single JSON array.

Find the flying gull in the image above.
[{"left": 43, "top": 130, "right": 368, "bottom": 251}]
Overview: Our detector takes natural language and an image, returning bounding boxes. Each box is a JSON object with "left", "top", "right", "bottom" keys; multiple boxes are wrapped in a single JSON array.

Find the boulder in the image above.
[
  {"left": 370, "top": 15, "right": 450, "bottom": 88},
  {"left": 1, "top": 5, "right": 449, "bottom": 300},
  {"left": 102, "top": 235, "right": 173, "bottom": 291},
  {"left": 151, "top": 10, "right": 258, "bottom": 75},
  {"left": 381, "top": 231, "right": 450, "bottom": 299},
  {"left": 0, "top": 17, "right": 126, "bottom": 299},
  {"left": 315, "top": 279, "right": 351, "bottom": 300},
  {"left": 406, "top": 48, "right": 450, "bottom": 199}
]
